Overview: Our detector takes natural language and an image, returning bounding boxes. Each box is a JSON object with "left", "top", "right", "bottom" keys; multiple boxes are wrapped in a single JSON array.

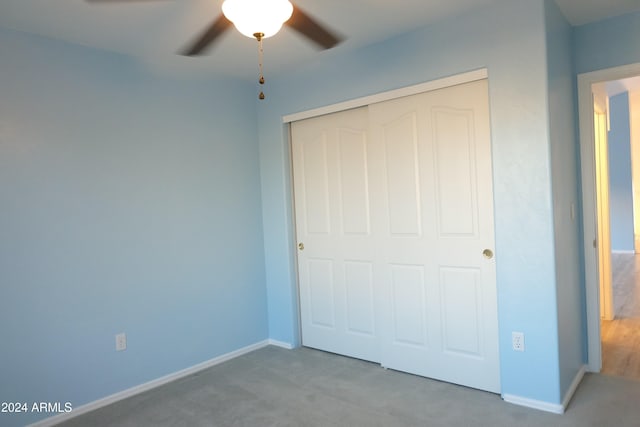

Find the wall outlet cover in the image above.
[
  {"left": 512, "top": 331, "right": 525, "bottom": 352},
  {"left": 116, "top": 333, "right": 127, "bottom": 351}
]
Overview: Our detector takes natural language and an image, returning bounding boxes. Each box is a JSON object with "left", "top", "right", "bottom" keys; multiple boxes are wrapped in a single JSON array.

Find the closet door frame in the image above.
[{"left": 284, "top": 70, "right": 491, "bottom": 345}]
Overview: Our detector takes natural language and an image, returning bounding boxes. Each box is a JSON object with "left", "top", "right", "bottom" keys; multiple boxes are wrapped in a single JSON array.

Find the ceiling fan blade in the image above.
[
  {"left": 181, "top": 15, "right": 233, "bottom": 56},
  {"left": 286, "top": 4, "right": 342, "bottom": 50}
]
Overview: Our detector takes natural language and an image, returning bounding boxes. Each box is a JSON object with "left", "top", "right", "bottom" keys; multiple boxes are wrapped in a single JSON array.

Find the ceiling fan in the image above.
[
  {"left": 85, "top": 0, "right": 343, "bottom": 56},
  {"left": 86, "top": 0, "right": 343, "bottom": 98}
]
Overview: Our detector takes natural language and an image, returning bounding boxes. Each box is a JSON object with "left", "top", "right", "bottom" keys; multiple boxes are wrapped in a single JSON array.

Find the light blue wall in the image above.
[
  {"left": 544, "top": 0, "right": 585, "bottom": 400},
  {"left": 573, "top": 5, "right": 640, "bottom": 375},
  {"left": 608, "top": 92, "right": 634, "bottom": 251},
  {"left": 259, "top": 0, "right": 565, "bottom": 404},
  {"left": 575, "top": 11, "right": 640, "bottom": 251},
  {"left": 574, "top": 11, "right": 640, "bottom": 75},
  {"left": 0, "top": 28, "right": 267, "bottom": 427},
  {"left": 574, "top": 9, "right": 640, "bottom": 254},
  {"left": 10, "top": 0, "right": 634, "bottom": 420}
]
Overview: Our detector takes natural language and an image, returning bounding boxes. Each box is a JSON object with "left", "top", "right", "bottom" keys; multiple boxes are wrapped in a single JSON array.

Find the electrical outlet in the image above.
[
  {"left": 115, "top": 333, "right": 127, "bottom": 351},
  {"left": 512, "top": 331, "right": 525, "bottom": 352}
]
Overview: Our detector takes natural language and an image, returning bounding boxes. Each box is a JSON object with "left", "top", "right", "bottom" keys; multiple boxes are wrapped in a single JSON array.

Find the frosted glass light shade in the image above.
[{"left": 222, "top": 0, "right": 294, "bottom": 39}]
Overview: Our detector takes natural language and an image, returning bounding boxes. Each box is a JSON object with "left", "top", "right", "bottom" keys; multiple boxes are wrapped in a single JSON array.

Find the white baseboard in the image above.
[
  {"left": 612, "top": 250, "right": 636, "bottom": 254},
  {"left": 502, "top": 364, "right": 586, "bottom": 415},
  {"left": 561, "top": 364, "right": 586, "bottom": 410},
  {"left": 268, "top": 339, "right": 295, "bottom": 349},
  {"left": 28, "top": 340, "right": 276, "bottom": 427},
  {"left": 502, "top": 394, "right": 565, "bottom": 414}
]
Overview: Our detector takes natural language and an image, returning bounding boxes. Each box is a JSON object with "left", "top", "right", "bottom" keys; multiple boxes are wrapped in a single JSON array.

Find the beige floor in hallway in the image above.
[{"left": 601, "top": 253, "right": 640, "bottom": 379}]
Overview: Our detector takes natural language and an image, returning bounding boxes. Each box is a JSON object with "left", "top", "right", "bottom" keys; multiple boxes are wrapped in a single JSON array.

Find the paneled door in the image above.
[
  {"left": 368, "top": 79, "right": 499, "bottom": 393},
  {"left": 291, "top": 79, "right": 500, "bottom": 393},
  {"left": 291, "top": 106, "right": 380, "bottom": 362}
]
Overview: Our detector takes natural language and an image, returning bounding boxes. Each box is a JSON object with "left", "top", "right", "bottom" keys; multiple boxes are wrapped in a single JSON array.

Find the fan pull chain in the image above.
[{"left": 255, "top": 32, "right": 265, "bottom": 100}]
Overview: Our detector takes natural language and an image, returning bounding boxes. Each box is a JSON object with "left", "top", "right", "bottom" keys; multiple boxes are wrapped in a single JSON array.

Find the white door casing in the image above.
[
  {"left": 291, "top": 78, "right": 500, "bottom": 393},
  {"left": 630, "top": 91, "right": 640, "bottom": 254},
  {"left": 578, "top": 62, "right": 640, "bottom": 373},
  {"left": 593, "top": 104, "right": 614, "bottom": 321}
]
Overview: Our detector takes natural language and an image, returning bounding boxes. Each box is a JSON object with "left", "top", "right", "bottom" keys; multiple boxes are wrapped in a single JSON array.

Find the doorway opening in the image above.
[{"left": 579, "top": 63, "right": 640, "bottom": 378}]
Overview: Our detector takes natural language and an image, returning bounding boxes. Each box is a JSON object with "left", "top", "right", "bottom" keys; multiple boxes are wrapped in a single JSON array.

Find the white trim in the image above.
[
  {"left": 561, "top": 365, "right": 586, "bottom": 411},
  {"left": 268, "top": 339, "right": 295, "bottom": 349},
  {"left": 282, "top": 69, "right": 488, "bottom": 123},
  {"left": 611, "top": 250, "right": 636, "bottom": 254},
  {"left": 27, "top": 340, "right": 273, "bottom": 427},
  {"left": 502, "top": 394, "right": 565, "bottom": 414},
  {"left": 502, "top": 365, "right": 585, "bottom": 415},
  {"left": 579, "top": 62, "right": 640, "bottom": 373}
]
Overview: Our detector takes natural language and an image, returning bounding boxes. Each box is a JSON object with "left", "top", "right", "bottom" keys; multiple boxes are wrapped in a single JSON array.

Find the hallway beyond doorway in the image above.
[{"left": 601, "top": 253, "right": 640, "bottom": 379}]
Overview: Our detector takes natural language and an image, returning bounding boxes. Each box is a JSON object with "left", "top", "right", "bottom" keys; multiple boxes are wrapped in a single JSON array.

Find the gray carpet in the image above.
[{"left": 56, "top": 345, "right": 640, "bottom": 427}]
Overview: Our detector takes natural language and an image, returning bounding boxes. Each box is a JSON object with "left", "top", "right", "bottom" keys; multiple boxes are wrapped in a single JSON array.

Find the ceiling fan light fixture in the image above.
[{"left": 222, "top": 0, "right": 294, "bottom": 39}]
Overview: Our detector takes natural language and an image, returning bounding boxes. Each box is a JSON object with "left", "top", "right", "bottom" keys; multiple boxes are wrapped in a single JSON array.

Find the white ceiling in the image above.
[
  {"left": 1, "top": 0, "right": 639, "bottom": 80},
  {"left": 603, "top": 76, "right": 640, "bottom": 97},
  {"left": 555, "top": 0, "right": 640, "bottom": 26}
]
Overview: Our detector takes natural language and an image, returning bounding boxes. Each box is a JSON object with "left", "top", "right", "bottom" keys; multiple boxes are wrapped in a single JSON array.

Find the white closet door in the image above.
[
  {"left": 292, "top": 79, "right": 500, "bottom": 393},
  {"left": 291, "top": 107, "right": 380, "bottom": 362},
  {"left": 369, "top": 79, "right": 500, "bottom": 393}
]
